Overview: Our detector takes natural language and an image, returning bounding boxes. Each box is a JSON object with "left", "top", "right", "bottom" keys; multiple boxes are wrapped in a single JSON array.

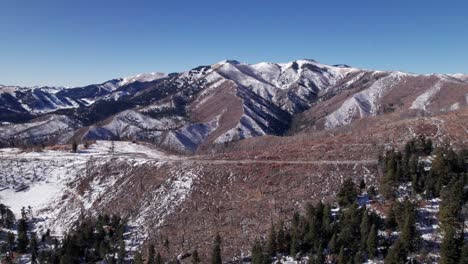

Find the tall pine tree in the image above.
[{"left": 211, "top": 234, "right": 222, "bottom": 264}]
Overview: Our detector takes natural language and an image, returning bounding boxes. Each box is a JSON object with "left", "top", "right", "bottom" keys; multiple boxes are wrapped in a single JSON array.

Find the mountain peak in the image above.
[
  {"left": 215, "top": 59, "right": 241, "bottom": 66},
  {"left": 333, "top": 64, "right": 351, "bottom": 68},
  {"left": 119, "top": 72, "right": 167, "bottom": 86}
]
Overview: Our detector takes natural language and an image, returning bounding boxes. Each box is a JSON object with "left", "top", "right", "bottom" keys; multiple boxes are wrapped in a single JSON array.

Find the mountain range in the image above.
[{"left": 1, "top": 59, "right": 467, "bottom": 152}]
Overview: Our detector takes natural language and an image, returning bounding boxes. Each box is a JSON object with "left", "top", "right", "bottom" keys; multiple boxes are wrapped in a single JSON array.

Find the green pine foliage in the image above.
[
  {"left": 211, "top": 233, "right": 222, "bottom": 264},
  {"left": 251, "top": 240, "right": 267, "bottom": 264},
  {"left": 191, "top": 249, "right": 201, "bottom": 264},
  {"left": 337, "top": 178, "right": 358, "bottom": 207}
]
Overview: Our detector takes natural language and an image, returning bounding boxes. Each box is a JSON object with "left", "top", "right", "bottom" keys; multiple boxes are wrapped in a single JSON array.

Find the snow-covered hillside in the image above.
[{"left": 0, "top": 141, "right": 187, "bottom": 235}]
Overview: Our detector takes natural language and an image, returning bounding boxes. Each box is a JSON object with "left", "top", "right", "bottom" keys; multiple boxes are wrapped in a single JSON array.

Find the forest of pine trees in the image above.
[
  {"left": 249, "top": 136, "right": 467, "bottom": 263},
  {"left": 250, "top": 180, "right": 384, "bottom": 264},
  {"left": 0, "top": 135, "right": 466, "bottom": 263}
]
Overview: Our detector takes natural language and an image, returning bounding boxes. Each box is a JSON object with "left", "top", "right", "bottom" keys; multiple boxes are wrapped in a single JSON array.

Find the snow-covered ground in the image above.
[
  {"left": 0, "top": 141, "right": 182, "bottom": 228},
  {"left": 417, "top": 198, "right": 442, "bottom": 260}
]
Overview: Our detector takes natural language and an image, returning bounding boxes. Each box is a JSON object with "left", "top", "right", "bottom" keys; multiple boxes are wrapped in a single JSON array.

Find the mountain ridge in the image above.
[{"left": 1, "top": 59, "right": 467, "bottom": 152}]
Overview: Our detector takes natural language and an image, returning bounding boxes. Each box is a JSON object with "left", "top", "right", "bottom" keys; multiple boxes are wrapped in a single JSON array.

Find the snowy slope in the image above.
[
  {"left": 0, "top": 72, "right": 167, "bottom": 117},
  {"left": 82, "top": 110, "right": 181, "bottom": 140},
  {"left": 0, "top": 141, "right": 183, "bottom": 235},
  {"left": 325, "top": 72, "right": 409, "bottom": 129},
  {"left": 119, "top": 72, "right": 167, "bottom": 86},
  {"left": 0, "top": 114, "right": 80, "bottom": 146},
  {"left": 450, "top": 73, "right": 468, "bottom": 82}
]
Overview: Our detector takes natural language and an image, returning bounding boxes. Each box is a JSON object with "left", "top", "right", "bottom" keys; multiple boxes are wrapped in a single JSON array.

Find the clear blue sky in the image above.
[{"left": 1, "top": 0, "right": 467, "bottom": 87}]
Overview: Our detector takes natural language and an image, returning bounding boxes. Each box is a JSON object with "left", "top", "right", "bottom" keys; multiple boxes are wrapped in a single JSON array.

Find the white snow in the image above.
[
  {"left": 410, "top": 80, "right": 443, "bottom": 111},
  {"left": 0, "top": 141, "right": 183, "bottom": 235},
  {"left": 119, "top": 72, "right": 167, "bottom": 86},
  {"left": 325, "top": 72, "right": 407, "bottom": 129}
]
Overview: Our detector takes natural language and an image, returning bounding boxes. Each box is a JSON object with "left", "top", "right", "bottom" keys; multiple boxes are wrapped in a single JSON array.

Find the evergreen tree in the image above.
[
  {"left": 117, "top": 238, "right": 126, "bottom": 263},
  {"left": 359, "top": 179, "right": 366, "bottom": 190},
  {"left": 276, "top": 221, "right": 287, "bottom": 254},
  {"left": 72, "top": 141, "right": 78, "bottom": 153},
  {"left": 17, "top": 230, "right": 29, "bottom": 253},
  {"left": 164, "top": 237, "right": 170, "bottom": 250},
  {"left": 315, "top": 244, "right": 324, "bottom": 264},
  {"left": 337, "top": 178, "right": 357, "bottom": 207},
  {"left": 290, "top": 232, "right": 300, "bottom": 257},
  {"left": 440, "top": 226, "right": 462, "bottom": 264},
  {"left": 328, "top": 233, "right": 338, "bottom": 254},
  {"left": 30, "top": 234, "right": 38, "bottom": 264},
  {"left": 366, "top": 224, "right": 377, "bottom": 259},
  {"left": 459, "top": 241, "right": 468, "bottom": 264},
  {"left": 385, "top": 240, "right": 407, "bottom": 264},
  {"left": 60, "top": 254, "right": 73, "bottom": 264},
  {"left": 99, "top": 240, "right": 109, "bottom": 259},
  {"left": 307, "top": 254, "right": 316, "bottom": 264},
  {"left": 360, "top": 210, "right": 370, "bottom": 250},
  {"left": 354, "top": 250, "right": 363, "bottom": 264},
  {"left": 191, "top": 249, "right": 201, "bottom": 264},
  {"left": 439, "top": 177, "right": 465, "bottom": 233},
  {"left": 267, "top": 224, "right": 277, "bottom": 257},
  {"left": 337, "top": 246, "right": 345, "bottom": 264},
  {"left": 6, "top": 232, "right": 15, "bottom": 252},
  {"left": 251, "top": 240, "right": 265, "bottom": 264},
  {"left": 147, "top": 244, "right": 156, "bottom": 264},
  {"left": 211, "top": 234, "right": 222, "bottom": 264},
  {"left": 155, "top": 252, "right": 163, "bottom": 264},
  {"left": 133, "top": 251, "right": 144, "bottom": 264}
]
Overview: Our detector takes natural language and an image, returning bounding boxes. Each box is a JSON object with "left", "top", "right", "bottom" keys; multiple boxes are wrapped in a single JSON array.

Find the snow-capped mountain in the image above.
[
  {"left": 1, "top": 60, "right": 467, "bottom": 152},
  {"left": 450, "top": 73, "right": 468, "bottom": 82},
  {"left": 0, "top": 72, "right": 167, "bottom": 121}
]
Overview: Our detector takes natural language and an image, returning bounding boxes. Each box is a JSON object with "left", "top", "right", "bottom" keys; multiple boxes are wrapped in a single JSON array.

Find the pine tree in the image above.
[
  {"left": 211, "top": 234, "right": 222, "bottom": 264},
  {"left": 17, "top": 230, "right": 29, "bottom": 253},
  {"left": 251, "top": 240, "right": 265, "bottom": 264},
  {"left": 72, "top": 141, "right": 78, "bottom": 153},
  {"left": 276, "top": 221, "right": 287, "bottom": 254},
  {"left": 439, "top": 177, "right": 464, "bottom": 234},
  {"left": 155, "top": 252, "right": 163, "bottom": 264},
  {"left": 164, "top": 237, "right": 170, "bottom": 250},
  {"left": 337, "top": 246, "right": 345, "bottom": 264},
  {"left": 267, "top": 224, "right": 277, "bottom": 257},
  {"left": 366, "top": 224, "right": 377, "bottom": 259},
  {"left": 290, "top": 232, "right": 299, "bottom": 257},
  {"left": 117, "top": 238, "right": 126, "bottom": 263},
  {"left": 399, "top": 200, "right": 418, "bottom": 252},
  {"left": 147, "top": 244, "right": 156, "bottom": 264},
  {"left": 385, "top": 203, "right": 398, "bottom": 230},
  {"left": 4, "top": 233, "right": 13, "bottom": 253},
  {"left": 337, "top": 178, "right": 357, "bottom": 207},
  {"left": 328, "top": 233, "right": 338, "bottom": 254},
  {"left": 384, "top": 240, "right": 407, "bottom": 264},
  {"left": 440, "top": 226, "right": 462, "bottom": 264},
  {"left": 191, "top": 249, "right": 201, "bottom": 264},
  {"left": 359, "top": 179, "right": 366, "bottom": 190},
  {"left": 459, "top": 241, "right": 468, "bottom": 264},
  {"left": 133, "top": 251, "right": 144, "bottom": 264},
  {"left": 99, "top": 240, "right": 109, "bottom": 259},
  {"left": 360, "top": 210, "right": 370, "bottom": 250},
  {"left": 354, "top": 250, "right": 363, "bottom": 264},
  {"left": 30, "top": 234, "right": 38, "bottom": 264},
  {"left": 316, "top": 244, "right": 324, "bottom": 264}
]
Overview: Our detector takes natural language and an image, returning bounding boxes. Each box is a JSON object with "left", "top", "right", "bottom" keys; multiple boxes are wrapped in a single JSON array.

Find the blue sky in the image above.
[{"left": 1, "top": 0, "right": 467, "bottom": 87}]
